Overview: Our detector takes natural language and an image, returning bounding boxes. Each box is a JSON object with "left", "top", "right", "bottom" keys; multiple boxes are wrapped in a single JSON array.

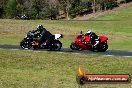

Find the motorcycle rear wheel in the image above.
[
  {"left": 50, "top": 40, "right": 62, "bottom": 51},
  {"left": 98, "top": 43, "right": 108, "bottom": 52}
]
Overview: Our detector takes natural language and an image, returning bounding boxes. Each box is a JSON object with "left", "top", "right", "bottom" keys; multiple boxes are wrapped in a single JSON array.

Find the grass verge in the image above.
[
  {"left": 0, "top": 49, "right": 132, "bottom": 88},
  {"left": 90, "top": 2, "right": 132, "bottom": 20},
  {"left": 0, "top": 19, "right": 132, "bottom": 50}
]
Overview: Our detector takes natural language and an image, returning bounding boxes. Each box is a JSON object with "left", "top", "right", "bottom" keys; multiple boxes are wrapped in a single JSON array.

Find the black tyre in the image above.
[
  {"left": 76, "top": 76, "right": 86, "bottom": 85},
  {"left": 70, "top": 42, "right": 80, "bottom": 50},
  {"left": 50, "top": 40, "right": 62, "bottom": 51},
  {"left": 99, "top": 42, "right": 108, "bottom": 52},
  {"left": 20, "top": 40, "right": 32, "bottom": 49}
]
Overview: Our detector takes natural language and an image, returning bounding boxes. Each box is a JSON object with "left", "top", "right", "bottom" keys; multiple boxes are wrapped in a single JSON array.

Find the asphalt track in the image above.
[{"left": 0, "top": 44, "right": 132, "bottom": 57}]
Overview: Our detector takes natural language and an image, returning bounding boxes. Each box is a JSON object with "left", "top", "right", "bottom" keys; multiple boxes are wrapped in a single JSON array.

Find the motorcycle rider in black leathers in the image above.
[
  {"left": 85, "top": 30, "right": 99, "bottom": 48},
  {"left": 32, "top": 25, "right": 54, "bottom": 47}
]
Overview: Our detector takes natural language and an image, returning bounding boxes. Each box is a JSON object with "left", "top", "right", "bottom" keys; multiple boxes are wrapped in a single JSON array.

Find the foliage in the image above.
[
  {"left": 70, "top": 0, "right": 92, "bottom": 17},
  {"left": 0, "top": 0, "right": 131, "bottom": 19},
  {"left": 5, "top": 0, "right": 17, "bottom": 18}
]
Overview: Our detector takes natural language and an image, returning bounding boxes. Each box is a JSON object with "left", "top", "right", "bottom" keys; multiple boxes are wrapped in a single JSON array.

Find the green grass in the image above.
[
  {"left": 0, "top": 49, "right": 132, "bottom": 88},
  {"left": 0, "top": 19, "right": 132, "bottom": 50},
  {"left": 0, "top": 3, "right": 132, "bottom": 88},
  {"left": 90, "top": 2, "right": 132, "bottom": 20}
]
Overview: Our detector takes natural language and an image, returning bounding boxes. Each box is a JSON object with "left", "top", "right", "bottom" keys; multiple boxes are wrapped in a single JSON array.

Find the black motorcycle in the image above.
[{"left": 20, "top": 31, "right": 63, "bottom": 51}]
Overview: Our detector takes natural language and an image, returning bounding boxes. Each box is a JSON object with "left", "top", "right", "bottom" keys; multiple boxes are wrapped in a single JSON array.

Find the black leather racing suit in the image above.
[{"left": 32, "top": 28, "right": 54, "bottom": 46}]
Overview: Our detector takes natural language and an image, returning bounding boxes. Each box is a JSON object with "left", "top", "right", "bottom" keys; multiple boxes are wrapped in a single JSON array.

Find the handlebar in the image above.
[{"left": 27, "top": 31, "right": 34, "bottom": 35}]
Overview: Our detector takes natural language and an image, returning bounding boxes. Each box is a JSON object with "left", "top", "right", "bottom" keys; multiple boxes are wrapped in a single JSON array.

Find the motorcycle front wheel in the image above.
[
  {"left": 70, "top": 42, "right": 80, "bottom": 50},
  {"left": 20, "top": 39, "right": 32, "bottom": 49}
]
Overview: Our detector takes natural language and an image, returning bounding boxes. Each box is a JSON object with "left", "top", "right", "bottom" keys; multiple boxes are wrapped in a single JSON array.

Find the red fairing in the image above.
[
  {"left": 75, "top": 35, "right": 90, "bottom": 43},
  {"left": 72, "top": 34, "right": 108, "bottom": 50},
  {"left": 74, "top": 35, "right": 91, "bottom": 49},
  {"left": 99, "top": 36, "right": 108, "bottom": 42}
]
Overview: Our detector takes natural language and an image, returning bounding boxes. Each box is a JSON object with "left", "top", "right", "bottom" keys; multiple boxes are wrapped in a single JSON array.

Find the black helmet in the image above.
[{"left": 37, "top": 24, "right": 43, "bottom": 31}]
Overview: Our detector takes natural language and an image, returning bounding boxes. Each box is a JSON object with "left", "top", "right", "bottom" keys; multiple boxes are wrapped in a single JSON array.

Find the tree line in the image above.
[{"left": 0, "top": 0, "right": 131, "bottom": 20}]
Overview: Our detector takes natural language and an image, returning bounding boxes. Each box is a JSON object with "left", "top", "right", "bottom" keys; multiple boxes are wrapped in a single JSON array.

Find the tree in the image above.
[
  {"left": 70, "top": 0, "right": 81, "bottom": 16},
  {"left": 0, "top": 0, "right": 123, "bottom": 19},
  {"left": 0, "top": 0, "right": 7, "bottom": 18},
  {"left": 70, "top": 0, "right": 92, "bottom": 17},
  {"left": 58, "top": 0, "right": 74, "bottom": 20},
  {"left": 5, "top": 0, "right": 17, "bottom": 18}
]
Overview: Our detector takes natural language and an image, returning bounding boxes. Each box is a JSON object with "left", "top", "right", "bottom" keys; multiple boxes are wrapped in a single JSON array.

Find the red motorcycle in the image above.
[{"left": 70, "top": 34, "right": 108, "bottom": 52}]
